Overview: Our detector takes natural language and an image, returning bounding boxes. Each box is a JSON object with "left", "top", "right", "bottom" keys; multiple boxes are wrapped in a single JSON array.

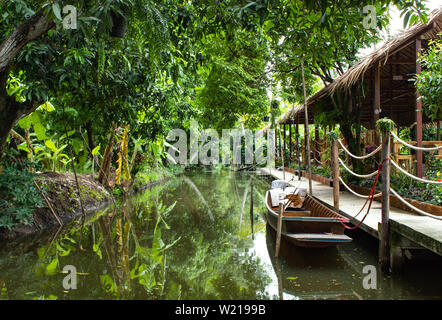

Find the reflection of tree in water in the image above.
[
  {"left": 139, "top": 172, "right": 272, "bottom": 299},
  {"left": 0, "top": 172, "right": 272, "bottom": 299}
]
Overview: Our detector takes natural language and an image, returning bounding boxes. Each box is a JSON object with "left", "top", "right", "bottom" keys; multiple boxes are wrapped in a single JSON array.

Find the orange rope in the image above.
[{"left": 338, "top": 158, "right": 390, "bottom": 230}]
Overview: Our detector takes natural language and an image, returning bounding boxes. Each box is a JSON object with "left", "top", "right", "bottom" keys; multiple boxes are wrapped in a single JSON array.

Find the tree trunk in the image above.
[
  {"left": 0, "top": 10, "right": 54, "bottom": 157},
  {"left": 331, "top": 87, "right": 364, "bottom": 173}
]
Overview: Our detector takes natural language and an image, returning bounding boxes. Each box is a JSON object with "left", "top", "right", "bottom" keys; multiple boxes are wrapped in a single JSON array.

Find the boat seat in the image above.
[{"left": 285, "top": 233, "right": 353, "bottom": 242}]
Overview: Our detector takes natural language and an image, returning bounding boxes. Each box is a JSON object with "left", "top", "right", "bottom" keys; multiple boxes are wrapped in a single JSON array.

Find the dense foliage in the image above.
[
  {"left": 0, "top": 0, "right": 436, "bottom": 228},
  {"left": 414, "top": 37, "right": 442, "bottom": 121},
  {"left": 0, "top": 148, "right": 43, "bottom": 229}
]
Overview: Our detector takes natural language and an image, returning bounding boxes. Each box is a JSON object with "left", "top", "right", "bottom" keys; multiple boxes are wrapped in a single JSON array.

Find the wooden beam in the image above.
[
  {"left": 437, "top": 121, "right": 441, "bottom": 141},
  {"left": 283, "top": 124, "right": 286, "bottom": 160},
  {"left": 289, "top": 123, "right": 293, "bottom": 161},
  {"left": 373, "top": 62, "right": 380, "bottom": 141},
  {"left": 301, "top": 60, "right": 312, "bottom": 195},
  {"left": 315, "top": 124, "right": 319, "bottom": 162},
  {"left": 387, "top": 61, "right": 416, "bottom": 64},
  {"left": 296, "top": 116, "right": 301, "bottom": 180},
  {"left": 379, "top": 133, "right": 391, "bottom": 273},
  {"left": 332, "top": 139, "right": 339, "bottom": 213},
  {"left": 415, "top": 38, "right": 423, "bottom": 178}
]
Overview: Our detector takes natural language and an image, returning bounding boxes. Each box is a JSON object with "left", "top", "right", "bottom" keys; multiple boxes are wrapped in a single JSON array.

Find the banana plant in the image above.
[{"left": 43, "top": 139, "right": 70, "bottom": 172}]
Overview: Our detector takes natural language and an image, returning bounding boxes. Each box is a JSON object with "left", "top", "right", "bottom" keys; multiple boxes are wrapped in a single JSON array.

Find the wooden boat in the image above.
[{"left": 265, "top": 187, "right": 352, "bottom": 248}]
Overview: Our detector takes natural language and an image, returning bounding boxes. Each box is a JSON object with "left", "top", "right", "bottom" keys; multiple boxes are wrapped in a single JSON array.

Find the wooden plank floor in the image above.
[{"left": 259, "top": 167, "right": 442, "bottom": 256}]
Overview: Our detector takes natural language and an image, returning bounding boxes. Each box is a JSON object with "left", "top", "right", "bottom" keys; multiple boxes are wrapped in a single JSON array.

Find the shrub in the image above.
[{"left": 0, "top": 148, "right": 44, "bottom": 229}]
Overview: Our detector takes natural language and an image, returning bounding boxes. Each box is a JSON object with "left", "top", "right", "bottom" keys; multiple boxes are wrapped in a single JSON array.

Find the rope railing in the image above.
[
  {"left": 337, "top": 139, "right": 382, "bottom": 160},
  {"left": 390, "top": 159, "right": 442, "bottom": 185},
  {"left": 313, "top": 157, "right": 330, "bottom": 166},
  {"left": 312, "top": 148, "right": 329, "bottom": 155},
  {"left": 391, "top": 131, "right": 442, "bottom": 152},
  {"left": 390, "top": 188, "right": 442, "bottom": 221},
  {"left": 338, "top": 157, "right": 379, "bottom": 178},
  {"left": 339, "top": 176, "right": 382, "bottom": 199},
  {"left": 329, "top": 119, "right": 442, "bottom": 230},
  {"left": 315, "top": 139, "right": 328, "bottom": 146}
]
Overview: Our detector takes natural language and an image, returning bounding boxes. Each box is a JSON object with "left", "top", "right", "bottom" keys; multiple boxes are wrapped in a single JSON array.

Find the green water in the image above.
[{"left": 1, "top": 171, "right": 441, "bottom": 300}]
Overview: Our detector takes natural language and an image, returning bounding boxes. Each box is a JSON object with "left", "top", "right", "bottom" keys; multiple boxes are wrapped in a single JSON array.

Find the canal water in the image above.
[{"left": 1, "top": 170, "right": 441, "bottom": 300}]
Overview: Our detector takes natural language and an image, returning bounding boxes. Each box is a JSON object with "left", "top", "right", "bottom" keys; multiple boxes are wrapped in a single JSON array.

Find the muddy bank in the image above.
[{"left": 0, "top": 172, "right": 113, "bottom": 241}]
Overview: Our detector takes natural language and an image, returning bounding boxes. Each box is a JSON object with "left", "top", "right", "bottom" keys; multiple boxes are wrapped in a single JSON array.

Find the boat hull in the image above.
[{"left": 265, "top": 191, "right": 352, "bottom": 248}]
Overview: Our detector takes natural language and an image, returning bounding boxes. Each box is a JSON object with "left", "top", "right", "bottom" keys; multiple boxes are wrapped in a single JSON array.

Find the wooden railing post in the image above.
[
  {"left": 278, "top": 124, "right": 286, "bottom": 180},
  {"left": 332, "top": 138, "right": 340, "bottom": 213},
  {"left": 379, "top": 127, "right": 391, "bottom": 273}
]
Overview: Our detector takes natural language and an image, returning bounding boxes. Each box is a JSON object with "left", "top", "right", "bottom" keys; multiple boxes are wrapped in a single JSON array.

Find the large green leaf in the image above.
[{"left": 29, "top": 112, "right": 48, "bottom": 141}]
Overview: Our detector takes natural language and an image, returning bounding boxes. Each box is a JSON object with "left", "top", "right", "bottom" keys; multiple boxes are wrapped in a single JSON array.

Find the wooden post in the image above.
[
  {"left": 275, "top": 201, "right": 284, "bottom": 257},
  {"left": 283, "top": 124, "right": 286, "bottom": 160},
  {"left": 436, "top": 120, "right": 440, "bottom": 141},
  {"left": 372, "top": 64, "right": 380, "bottom": 145},
  {"left": 315, "top": 124, "right": 319, "bottom": 163},
  {"left": 415, "top": 38, "right": 423, "bottom": 178},
  {"left": 437, "top": 121, "right": 441, "bottom": 141},
  {"left": 296, "top": 117, "right": 301, "bottom": 180},
  {"left": 380, "top": 131, "right": 391, "bottom": 273},
  {"left": 372, "top": 63, "right": 381, "bottom": 172},
  {"left": 332, "top": 139, "right": 340, "bottom": 213},
  {"left": 279, "top": 125, "right": 286, "bottom": 180},
  {"left": 301, "top": 60, "right": 312, "bottom": 195},
  {"left": 276, "top": 126, "right": 280, "bottom": 159},
  {"left": 289, "top": 123, "right": 293, "bottom": 162}
]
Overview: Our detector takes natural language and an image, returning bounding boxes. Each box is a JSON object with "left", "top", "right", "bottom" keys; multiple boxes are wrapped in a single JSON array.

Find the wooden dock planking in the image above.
[{"left": 259, "top": 168, "right": 442, "bottom": 264}]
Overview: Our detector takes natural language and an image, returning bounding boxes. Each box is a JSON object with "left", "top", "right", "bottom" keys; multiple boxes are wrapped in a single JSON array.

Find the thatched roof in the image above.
[
  {"left": 277, "top": 8, "right": 442, "bottom": 127},
  {"left": 327, "top": 7, "right": 442, "bottom": 95},
  {"left": 279, "top": 104, "right": 304, "bottom": 124}
]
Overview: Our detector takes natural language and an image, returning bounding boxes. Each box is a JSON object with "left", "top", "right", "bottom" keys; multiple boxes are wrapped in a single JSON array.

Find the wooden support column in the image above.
[
  {"left": 289, "top": 123, "right": 293, "bottom": 162},
  {"left": 296, "top": 117, "right": 301, "bottom": 180},
  {"left": 332, "top": 139, "right": 340, "bottom": 213},
  {"left": 301, "top": 60, "right": 312, "bottom": 195},
  {"left": 277, "top": 126, "right": 280, "bottom": 159},
  {"left": 415, "top": 38, "right": 423, "bottom": 178},
  {"left": 279, "top": 125, "right": 285, "bottom": 180},
  {"left": 315, "top": 124, "right": 319, "bottom": 163},
  {"left": 283, "top": 124, "right": 286, "bottom": 161},
  {"left": 379, "top": 131, "right": 391, "bottom": 273},
  {"left": 373, "top": 64, "right": 381, "bottom": 145},
  {"left": 437, "top": 121, "right": 441, "bottom": 141}
]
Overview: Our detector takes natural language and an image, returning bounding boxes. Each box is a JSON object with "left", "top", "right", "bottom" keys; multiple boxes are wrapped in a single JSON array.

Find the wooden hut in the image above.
[{"left": 277, "top": 8, "right": 441, "bottom": 177}]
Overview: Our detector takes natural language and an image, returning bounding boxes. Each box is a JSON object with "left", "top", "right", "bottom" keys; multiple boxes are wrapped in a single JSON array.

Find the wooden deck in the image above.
[{"left": 259, "top": 167, "right": 442, "bottom": 270}]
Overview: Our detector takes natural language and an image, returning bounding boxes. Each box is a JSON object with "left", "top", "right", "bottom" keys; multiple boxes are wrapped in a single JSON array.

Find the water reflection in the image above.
[{"left": 0, "top": 171, "right": 441, "bottom": 300}]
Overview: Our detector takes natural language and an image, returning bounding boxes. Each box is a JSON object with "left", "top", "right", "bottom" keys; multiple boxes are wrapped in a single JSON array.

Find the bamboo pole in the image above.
[
  {"left": 275, "top": 200, "right": 284, "bottom": 257},
  {"left": 301, "top": 60, "right": 312, "bottom": 195},
  {"left": 33, "top": 180, "right": 63, "bottom": 226},
  {"left": 332, "top": 139, "right": 340, "bottom": 213},
  {"left": 380, "top": 131, "right": 391, "bottom": 273}
]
